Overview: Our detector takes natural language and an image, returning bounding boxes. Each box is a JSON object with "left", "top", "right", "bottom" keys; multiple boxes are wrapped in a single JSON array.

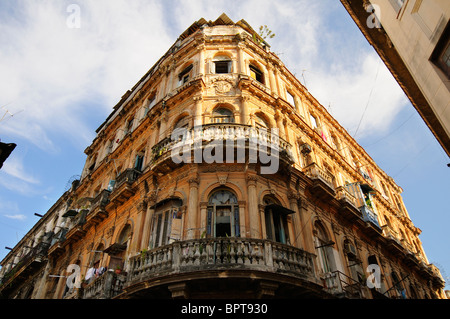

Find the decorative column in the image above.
[
  {"left": 240, "top": 95, "right": 250, "bottom": 125},
  {"left": 198, "top": 45, "right": 205, "bottom": 76},
  {"left": 130, "top": 199, "right": 147, "bottom": 254},
  {"left": 259, "top": 204, "right": 267, "bottom": 239},
  {"left": 238, "top": 43, "right": 246, "bottom": 74},
  {"left": 238, "top": 201, "right": 246, "bottom": 238},
  {"left": 158, "top": 108, "right": 169, "bottom": 142},
  {"left": 200, "top": 201, "right": 208, "bottom": 237},
  {"left": 186, "top": 174, "right": 200, "bottom": 240},
  {"left": 267, "top": 64, "right": 277, "bottom": 95},
  {"left": 166, "top": 62, "right": 176, "bottom": 95},
  {"left": 193, "top": 95, "right": 203, "bottom": 127},
  {"left": 274, "top": 110, "right": 286, "bottom": 140},
  {"left": 288, "top": 190, "right": 302, "bottom": 249},
  {"left": 140, "top": 192, "right": 157, "bottom": 250},
  {"left": 246, "top": 175, "right": 260, "bottom": 239}
]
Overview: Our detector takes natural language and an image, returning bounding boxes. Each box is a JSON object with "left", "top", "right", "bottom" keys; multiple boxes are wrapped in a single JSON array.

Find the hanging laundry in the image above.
[{"left": 85, "top": 267, "right": 95, "bottom": 281}]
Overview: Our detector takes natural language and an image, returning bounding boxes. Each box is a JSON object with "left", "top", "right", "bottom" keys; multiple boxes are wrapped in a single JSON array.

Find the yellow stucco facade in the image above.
[{"left": 0, "top": 14, "right": 446, "bottom": 300}]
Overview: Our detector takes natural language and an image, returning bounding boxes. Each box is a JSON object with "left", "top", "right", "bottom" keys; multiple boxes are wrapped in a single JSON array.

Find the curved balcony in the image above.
[
  {"left": 150, "top": 124, "right": 294, "bottom": 174},
  {"left": 121, "top": 237, "right": 321, "bottom": 298}
]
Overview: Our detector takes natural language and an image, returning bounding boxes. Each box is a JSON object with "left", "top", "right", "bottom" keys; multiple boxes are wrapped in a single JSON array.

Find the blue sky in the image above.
[{"left": 0, "top": 0, "right": 448, "bottom": 288}]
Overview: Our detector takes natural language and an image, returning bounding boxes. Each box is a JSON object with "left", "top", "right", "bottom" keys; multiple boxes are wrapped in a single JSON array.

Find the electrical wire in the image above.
[
  {"left": 365, "top": 111, "right": 415, "bottom": 147},
  {"left": 353, "top": 60, "right": 381, "bottom": 138}
]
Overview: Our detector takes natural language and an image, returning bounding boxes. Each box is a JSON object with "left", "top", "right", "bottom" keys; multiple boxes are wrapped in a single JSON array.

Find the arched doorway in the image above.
[
  {"left": 105, "top": 224, "right": 132, "bottom": 273},
  {"left": 207, "top": 189, "right": 240, "bottom": 238}
]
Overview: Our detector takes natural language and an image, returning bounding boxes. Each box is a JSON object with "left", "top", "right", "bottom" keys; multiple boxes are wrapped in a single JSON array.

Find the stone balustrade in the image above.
[
  {"left": 151, "top": 123, "right": 293, "bottom": 164},
  {"left": 83, "top": 271, "right": 126, "bottom": 299},
  {"left": 125, "top": 237, "right": 315, "bottom": 288}
]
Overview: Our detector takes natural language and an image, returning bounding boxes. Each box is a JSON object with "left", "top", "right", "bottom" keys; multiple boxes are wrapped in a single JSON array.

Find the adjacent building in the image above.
[
  {"left": 0, "top": 13, "right": 446, "bottom": 299},
  {"left": 340, "top": 0, "right": 450, "bottom": 157}
]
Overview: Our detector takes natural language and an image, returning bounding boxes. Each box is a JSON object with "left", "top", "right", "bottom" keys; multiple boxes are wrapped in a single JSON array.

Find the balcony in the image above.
[
  {"left": 82, "top": 271, "right": 127, "bottom": 299},
  {"left": 360, "top": 205, "right": 382, "bottom": 237},
  {"left": 64, "top": 209, "right": 88, "bottom": 242},
  {"left": 109, "top": 169, "right": 141, "bottom": 205},
  {"left": 335, "top": 186, "right": 363, "bottom": 222},
  {"left": 302, "top": 163, "right": 336, "bottom": 201},
  {"left": 123, "top": 237, "right": 319, "bottom": 298},
  {"left": 322, "top": 271, "right": 364, "bottom": 299},
  {"left": 48, "top": 227, "right": 68, "bottom": 258},
  {"left": 150, "top": 124, "right": 294, "bottom": 174},
  {"left": 0, "top": 241, "right": 50, "bottom": 293},
  {"left": 86, "top": 189, "right": 110, "bottom": 226}
]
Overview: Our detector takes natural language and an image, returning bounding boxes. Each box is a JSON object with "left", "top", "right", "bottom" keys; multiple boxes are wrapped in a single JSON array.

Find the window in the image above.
[
  {"left": 430, "top": 21, "right": 450, "bottom": 79},
  {"left": 150, "top": 198, "right": 182, "bottom": 248},
  {"left": 391, "top": 271, "right": 406, "bottom": 298},
  {"left": 263, "top": 196, "right": 293, "bottom": 244},
  {"left": 125, "top": 117, "right": 134, "bottom": 134},
  {"left": 255, "top": 114, "right": 269, "bottom": 129},
  {"left": 286, "top": 91, "right": 296, "bottom": 107},
  {"left": 178, "top": 64, "right": 193, "bottom": 86},
  {"left": 174, "top": 116, "right": 189, "bottom": 130},
  {"left": 345, "top": 182, "right": 375, "bottom": 209},
  {"left": 310, "top": 114, "right": 318, "bottom": 129},
  {"left": 134, "top": 152, "right": 144, "bottom": 172},
  {"left": 249, "top": 64, "right": 264, "bottom": 83},
  {"left": 207, "top": 189, "right": 240, "bottom": 238},
  {"left": 211, "top": 107, "right": 234, "bottom": 123},
  {"left": 144, "top": 95, "right": 157, "bottom": 117},
  {"left": 314, "top": 222, "right": 334, "bottom": 273},
  {"left": 92, "top": 244, "right": 104, "bottom": 269},
  {"left": 389, "top": 0, "right": 405, "bottom": 13},
  {"left": 214, "top": 56, "right": 232, "bottom": 74}
]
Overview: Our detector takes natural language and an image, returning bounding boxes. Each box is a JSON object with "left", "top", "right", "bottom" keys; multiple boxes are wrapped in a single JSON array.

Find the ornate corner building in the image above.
[{"left": 0, "top": 14, "right": 446, "bottom": 299}]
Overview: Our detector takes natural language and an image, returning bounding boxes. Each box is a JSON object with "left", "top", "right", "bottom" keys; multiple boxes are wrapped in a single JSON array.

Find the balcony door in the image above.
[
  {"left": 207, "top": 189, "right": 240, "bottom": 238},
  {"left": 150, "top": 198, "right": 182, "bottom": 249},
  {"left": 263, "top": 196, "right": 293, "bottom": 244}
]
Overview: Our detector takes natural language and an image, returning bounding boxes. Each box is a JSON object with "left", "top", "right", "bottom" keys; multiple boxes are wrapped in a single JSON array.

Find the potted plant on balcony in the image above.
[
  {"left": 115, "top": 265, "right": 122, "bottom": 274},
  {"left": 140, "top": 248, "right": 148, "bottom": 262}
]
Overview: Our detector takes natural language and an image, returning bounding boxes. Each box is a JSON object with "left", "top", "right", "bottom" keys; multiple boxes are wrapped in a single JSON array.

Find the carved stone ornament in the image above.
[
  {"left": 217, "top": 173, "right": 228, "bottom": 185},
  {"left": 211, "top": 76, "right": 234, "bottom": 95}
]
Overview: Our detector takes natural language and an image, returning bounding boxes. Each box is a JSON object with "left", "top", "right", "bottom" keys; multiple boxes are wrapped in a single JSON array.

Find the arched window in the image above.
[
  {"left": 213, "top": 55, "right": 232, "bottom": 74},
  {"left": 391, "top": 271, "right": 406, "bottom": 298},
  {"left": 255, "top": 113, "right": 269, "bottom": 129},
  {"left": 207, "top": 189, "right": 240, "bottom": 238},
  {"left": 211, "top": 107, "right": 235, "bottom": 123},
  {"left": 150, "top": 198, "right": 182, "bottom": 248},
  {"left": 174, "top": 116, "right": 189, "bottom": 130},
  {"left": 314, "top": 221, "right": 334, "bottom": 273},
  {"left": 118, "top": 224, "right": 131, "bottom": 245},
  {"left": 263, "top": 196, "right": 293, "bottom": 244},
  {"left": 249, "top": 64, "right": 264, "bottom": 84},
  {"left": 105, "top": 224, "right": 131, "bottom": 273}
]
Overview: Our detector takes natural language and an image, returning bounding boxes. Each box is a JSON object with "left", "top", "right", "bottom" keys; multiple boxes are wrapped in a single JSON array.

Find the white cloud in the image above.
[
  {"left": 4, "top": 214, "right": 27, "bottom": 221},
  {"left": 2, "top": 155, "right": 40, "bottom": 185},
  {"left": 0, "top": 0, "right": 408, "bottom": 154},
  {"left": 0, "top": 0, "right": 173, "bottom": 151},
  {"left": 305, "top": 53, "right": 408, "bottom": 139}
]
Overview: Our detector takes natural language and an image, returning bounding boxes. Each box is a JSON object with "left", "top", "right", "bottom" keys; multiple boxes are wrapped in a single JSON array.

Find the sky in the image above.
[{"left": 0, "top": 0, "right": 448, "bottom": 288}]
